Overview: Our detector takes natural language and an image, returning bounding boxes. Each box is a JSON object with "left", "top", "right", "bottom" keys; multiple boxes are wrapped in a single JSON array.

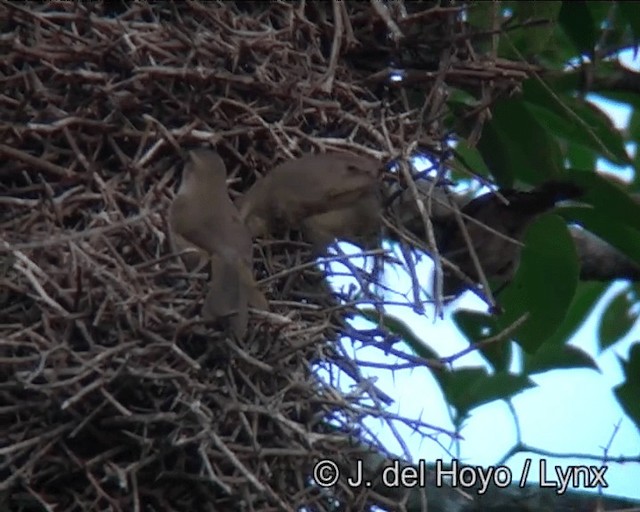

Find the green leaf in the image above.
[
  {"left": 585, "top": 2, "right": 615, "bottom": 31},
  {"left": 476, "top": 121, "right": 516, "bottom": 187},
  {"left": 522, "top": 81, "right": 631, "bottom": 166},
  {"left": 629, "top": 109, "right": 640, "bottom": 144},
  {"left": 499, "top": 214, "right": 580, "bottom": 353},
  {"left": 619, "top": 2, "right": 640, "bottom": 41},
  {"left": 566, "top": 142, "right": 596, "bottom": 170},
  {"left": 571, "top": 100, "right": 631, "bottom": 166},
  {"left": 451, "top": 140, "right": 491, "bottom": 179},
  {"left": 613, "top": 342, "right": 640, "bottom": 431},
  {"left": 466, "top": 1, "right": 496, "bottom": 31},
  {"left": 446, "top": 89, "right": 481, "bottom": 138},
  {"left": 523, "top": 282, "right": 607, "bottom": 373},
  {"left": 440, "top": 369, "right": 534, "bottom": 419},
  {"left": 558, "top": 1, "right": 597, "bottom": 56},
  {"left": 564, "top": 169, "right": 640, "bottom": 233},
  {"left": 614, "top": 380, "right": 640, "bottom": 432},
  {"left": 598, "top": 288, "right": 639, "bottom": 350},
  {"left": 448, "top": 87, "right": 480, "bottom": 108},
  {"left": 501, "top": 1, "right": 562, "bottom": 58},
  {"left": 478, "top": 98, "right": 563, "bottom": 187},
  {"left": 524, "top": 343, "right": 599, "bottom": 375},
  {"left": 453, "top": 310, "right": 512, "bottom": 372},
  {"left": 533, "top": 281, "right": 609, "bottom": 349},
  {"left": 619, "top": 341, "right": 640, "bottom": 375}
]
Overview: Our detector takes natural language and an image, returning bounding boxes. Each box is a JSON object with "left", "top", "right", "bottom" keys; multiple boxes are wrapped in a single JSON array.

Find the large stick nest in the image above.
[{"left": 0, "top": 2, "right": 533, "bottom": 511}]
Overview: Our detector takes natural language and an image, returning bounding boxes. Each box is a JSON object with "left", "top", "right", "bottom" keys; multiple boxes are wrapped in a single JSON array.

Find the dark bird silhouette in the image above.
[{"left": 435, "top": 181, "right": 583, "bottom": 304}]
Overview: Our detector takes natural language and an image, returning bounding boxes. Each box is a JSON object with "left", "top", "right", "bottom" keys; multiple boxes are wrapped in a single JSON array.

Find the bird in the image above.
[
  {"left": 435, "top": 181, "right": 583, "bottom": 305},
  {"left": 237, "top": 152, "right": 383, "bottom": 240},
  {"left": 300, "top": 193, "right": 382, "bottom": 254},
  {"left": 169, "top": 148, "right": 268, "bottom": 337},
  {"left": 170, "top": 231, "right": 209, "bottom": 273}
]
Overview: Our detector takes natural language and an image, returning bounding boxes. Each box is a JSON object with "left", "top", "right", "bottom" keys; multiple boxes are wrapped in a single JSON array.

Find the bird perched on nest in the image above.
[
  {"left": 169, "top": 148, "right": 268, "bottom": 338},
  {"left": 237, "top": 152, "right": 383, "bottom": 253},
  {"left": 435, "top": 181, "right": 583, "bottom": 306},
  {"left": 300, "top": 194, "right": 382, "bottom": 253}
]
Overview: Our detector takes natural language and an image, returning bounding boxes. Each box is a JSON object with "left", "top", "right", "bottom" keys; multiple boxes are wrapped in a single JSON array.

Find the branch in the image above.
[{"left": 571, "top": 227, "right": 640, "bottom": 281}]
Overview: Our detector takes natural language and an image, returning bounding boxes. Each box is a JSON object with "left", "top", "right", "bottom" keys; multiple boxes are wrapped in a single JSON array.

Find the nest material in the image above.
[{"left": 0, "top": 2, "right": 533, "bottom": 511}]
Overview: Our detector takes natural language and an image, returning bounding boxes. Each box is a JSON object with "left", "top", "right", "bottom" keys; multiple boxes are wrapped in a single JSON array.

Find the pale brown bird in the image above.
[
  {"left": 170, "top": 231, "right": 209, "bottom": 273},
  {"left": 238, "top": 152, "right": 383, "bottom": 239},
  {"left": 435, "top": 181, "right": 583, "bottom": 304},
  {"left": 169, "top": 148, "right": 268, "bottom": 337},
  {"left": 300, "top": 193, "right": 382, "bottom": 254}
]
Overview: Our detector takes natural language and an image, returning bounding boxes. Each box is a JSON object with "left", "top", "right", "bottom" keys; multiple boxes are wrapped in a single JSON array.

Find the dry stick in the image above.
[
  {"left": 399, "top": 4, "right": 465, "bottom": 24},
  {"left": 249, "top": 307, "right": 292, "bottom": 325},
  {"left": 340, "top": 111, "right": 389, "bottom": 147},
  {"left": 397, "top": 160, "right": 436, "bottom": 314},
  {"left": 142, "top": 113, "right": 183, "bottom": 154},
  {"left": 426, "top": 181, "right": 448, "bottom": 312},
  {"left": 0, "top": 143, "right": 71, "bottom": 178},
  {"left": 319, "top": 0, "right": 343, "bottom": 93},
  {"left": 63, "top": 126, "right": 92, "bottom": 172},
  {"left": 0, "top": 212, "right": 150, "bottom": 251},
  {"left": 1, "top": 435, "right": 64, "bottom": 494},
  {"left": 0, "top": 0, "right": 91, "bottom": 43},
  {"left": 422, "top": 50, "right": 454, "bottom": 316},
  {"left": 24, "top": 485, "right": 56, "bottom": 512},
  {"left": 378, "top": 115, "right": 425, "bottom": 317},
  {"left": 207, "top": 430, "right": 295, "bottom": 512},
  {"left": 101, "top": 388, "right": 133, "bottom": 417},
  {"left": 0, "top": 423, "right": 72, "bottom": 458},
  {"left": 339, "top": 0, "right": 357, "bottom": 47},
  {"left": 367, "top": 342, "right": 444, "bottom": 370},
  {"left": 61, "top": 377, "right": 104, "bottom": 410},
  {"left": 222, "top": 338, "right": 275, "bottom": 373},
  {"left": 449, "top": 200, "right": 497, "bottom": 309},
  {"left": 329, "top": 243, "right": 382, "bottom": 300},
  {"left": 12, "top": 259, "right": 69, "bottom": 316},
  {"left": 198, "top": 445, "right": 233, "bottom": 495},
  {"left": 259, "top": 247, "right": 387, "bottom": 285},
  {"left": 63, "top": 442, "right": 121, "bottom": 509},
  {"left": 355, "top": 404, "right": 458, "bottom": 439},
  {"left": 397, "top": 240, "right": 425, "bottom": 311},
  {"left": 23, "top": 116, "right": 114, "bottom": 133},
  {"left": 382, "top": 215, "right": 432, "bottom": 254},
  {"left": 131, "top": 471, "right": 141, "bottom": 512},
  {"left": 370, "top": 0, "right": 403, "bottom": 41},
  {"left": 441, "top": 312, "right": 529, "bottom": 364},
  {"left": 325, "top": 353, "right": 395, "bottom": 406}
]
